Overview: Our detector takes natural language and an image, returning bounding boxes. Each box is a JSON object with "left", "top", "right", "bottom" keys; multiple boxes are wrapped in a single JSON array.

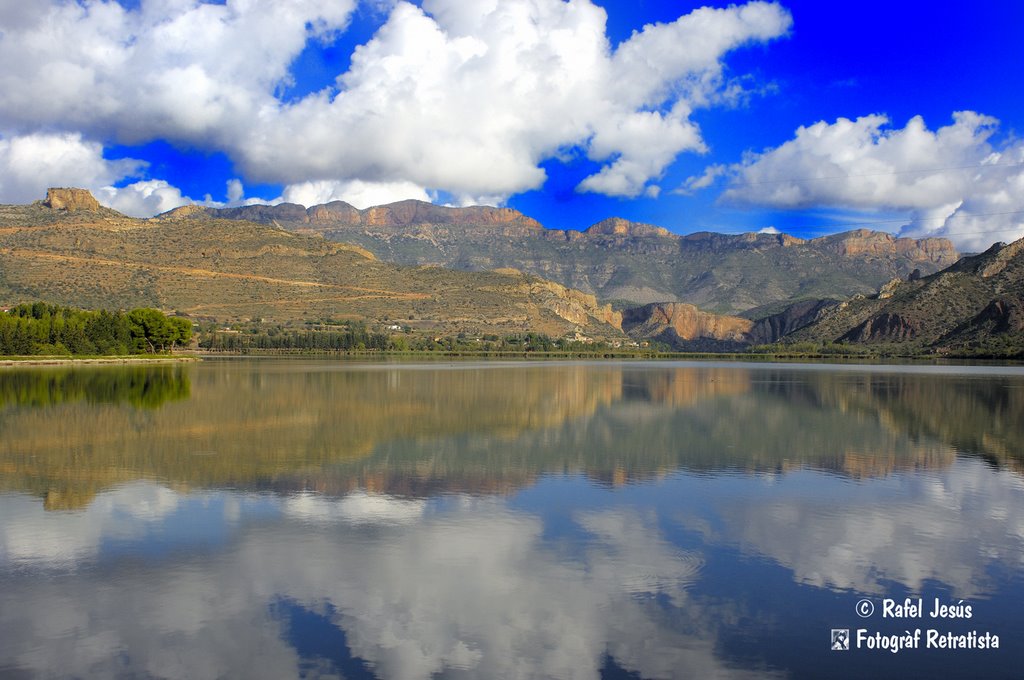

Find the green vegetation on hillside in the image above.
[
  {"left": 0, "top": 303, "right": 191, "bottom": 356},
  {"left": 198, "top": 319, "right": 667, "bottom": 355}
]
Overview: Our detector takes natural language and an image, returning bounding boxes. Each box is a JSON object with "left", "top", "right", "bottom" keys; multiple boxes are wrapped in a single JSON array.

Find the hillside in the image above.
[
  {"left": 0, "top": 190, "right": 622, "bottom": 337},
  {"left": 787, "top": 237, "right": 1024, "bottom": 354},
  {"left": 621, "top": 298, "right": 839, "bottom": 351},
  {"left": 168, "top": 200, "right": 959, "bottom": 315}
]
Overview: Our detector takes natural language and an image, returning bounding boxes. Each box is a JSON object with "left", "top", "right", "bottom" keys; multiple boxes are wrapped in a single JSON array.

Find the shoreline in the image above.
[{"left": 0, "top": 355, "right": 199, "bottom": 367}]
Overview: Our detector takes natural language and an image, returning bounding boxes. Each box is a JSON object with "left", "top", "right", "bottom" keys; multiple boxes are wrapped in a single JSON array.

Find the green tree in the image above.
[
  {"left": 168, "top": 317, "right": 193, "bottom": 349},
  {"left": 128, "top": 308, "right": 176, "bottom": 353}
]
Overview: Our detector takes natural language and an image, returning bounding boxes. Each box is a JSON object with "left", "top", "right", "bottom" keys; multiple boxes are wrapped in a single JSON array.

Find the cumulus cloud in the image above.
[
  {"left": 252, "top": 0, "right": 790, "bottom": 200},
  {"left": 0, "top": 0, "right": 357, "bottom": 145},
  {"left": 281, "top": 179, "right": 431, "bottom": 209},
  {"left": 716, "top": 111, "right": 1024, "bottom": 250},
  {"left": 95, "top": 180, "right": 197, "bottom": 217},
  {"left": 0, "top": 131, "right": 243, "bottom": 216},
  {"left": 0, "top": 0, "right": 791, "bottom": 210},
  {"left": 0, "top": 132, "right": 143, "bottom": 204}
]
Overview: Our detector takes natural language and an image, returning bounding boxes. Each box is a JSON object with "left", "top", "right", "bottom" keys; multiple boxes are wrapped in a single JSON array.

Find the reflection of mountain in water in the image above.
[
  {"left": 334, "top": 366, "right": 963, "bottom": 493},
  {"left": 0, "top": 362, "right": 621, "bottom": 508},
  {"left": 1, "top": 361, "right": 1021, "bottom": 508}
]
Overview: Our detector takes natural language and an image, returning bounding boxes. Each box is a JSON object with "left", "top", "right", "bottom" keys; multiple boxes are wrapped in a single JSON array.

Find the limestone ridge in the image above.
[
  {"left": 43, "top": 187, "right": 102, "bottom": 211},
  {"left": 165, "top": 199, "right": 545, "bottom": 231},
  {"left": 176, "top": 199, "right": 960, "bottom": 315}
]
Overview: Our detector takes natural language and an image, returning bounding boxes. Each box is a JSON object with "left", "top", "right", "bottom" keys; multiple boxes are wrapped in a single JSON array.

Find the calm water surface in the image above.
[{"left": 1, "top": 359, "right": 1023, "bottom": 679}]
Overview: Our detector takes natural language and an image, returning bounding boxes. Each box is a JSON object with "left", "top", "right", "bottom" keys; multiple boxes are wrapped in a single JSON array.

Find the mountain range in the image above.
[
  {"left": 166, "top": 199, "right": 958, "bottom": 316},
  {"left": 2, "top": 189, "right": 1021, "bottom": 356}
]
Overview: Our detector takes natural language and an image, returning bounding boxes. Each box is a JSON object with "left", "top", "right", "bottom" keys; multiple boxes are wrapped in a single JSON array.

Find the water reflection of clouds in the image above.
[
  {"left": 284, "top": 490, "right": 426, "bottom": 525},
  {"left": 689, "top": 459, "right": 1024, "bottom": 598},
  {"left": 0, "top": 483, "right": 181, "bottom": 566},
  {"left": 0, "top": 484, "right": 773, "bottom": 680},
  {"left": 3, "top": 459, "right": 1021, "bottom": 678}
]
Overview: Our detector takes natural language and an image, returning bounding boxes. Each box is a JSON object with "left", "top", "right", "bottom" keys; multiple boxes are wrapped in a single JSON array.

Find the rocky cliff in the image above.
[
  {"left": 745, "top": 299, "right": 839, "bottom": 344},
  {"left": 43, "top": 187, "right": 102, "bottom": 211},
  {"left": 622, "top": 302, "right": 752, "bottom": 350},
  {"left": 584, "top": 217, "right": 672, "bottom": 238},
  {"left": 622, "top": 297, "right": 840, "bottom": 350}
]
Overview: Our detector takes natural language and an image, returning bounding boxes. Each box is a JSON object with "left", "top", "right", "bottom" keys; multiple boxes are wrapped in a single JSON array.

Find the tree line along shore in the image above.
[{"left": 2, "top": 302, "right": 1020, "bottom": 362}]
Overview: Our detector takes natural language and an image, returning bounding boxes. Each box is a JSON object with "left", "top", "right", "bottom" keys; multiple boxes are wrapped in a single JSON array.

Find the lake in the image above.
[{"left": 0, "top": 358, "right": 1022, "bottom": 679}]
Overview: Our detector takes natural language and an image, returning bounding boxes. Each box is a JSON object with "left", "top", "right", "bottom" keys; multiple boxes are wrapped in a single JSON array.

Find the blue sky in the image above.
[{"left": 0, "top": 0, "right": 1022, "bottom": 250}]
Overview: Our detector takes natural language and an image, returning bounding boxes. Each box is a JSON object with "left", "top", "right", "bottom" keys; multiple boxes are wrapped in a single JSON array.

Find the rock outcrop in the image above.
[
  {"left": 44, "top": 188, "right": 101, "bottom": 212},
  {"left": 584, "top": 217, "right": 671, "bottom": 238},
  {"left": 526, "top": 280, "right": 622, "bottom": 330},
  {"left": 746, "top": 299, "right": 838, "bottom": 344},
  {"left": 622, "top": 302, "right": 752, "bottom": 350},
  {"left": 816, "top": 228, "right": 958, "bottom": 265},
  {"left": 839, "top": 313, "right": 921, "bottom": 342},
  {"left": 183, "top": 199, "right": 545, "bottom": 232}
]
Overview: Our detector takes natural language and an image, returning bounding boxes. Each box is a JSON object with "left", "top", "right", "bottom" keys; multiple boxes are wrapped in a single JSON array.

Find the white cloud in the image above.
[
  {"left": 0, "top": 132, "right": 268, "bottom": 217},
  {"left": 226, "top": 178, "right": 244, "bottom": 204},
  {"left": 0, "top": 131, "right": 193, "bottom": 216},
  {"left": 281, "top": 179, "right": 431, "bottom": 209},
  {"left": 0, "top": 0, "right": 791, "bottom": 207},
  {"left": 718, "top": 111, "right": 1024, "bottom": 250},
  {"left": 679, "top": 163, "right": 727, "bottom": 194},
  {"left": 95, "top": 180, "right": 196, "bottom": 217},
  {"left": 253, "top": 0, "right": 790, "bottom": 200},
  {"left": 0, "top": 0, "right": 357, "bottom": 145},
  {"left": 0, "top": 132, "right": 143, "bottom": 204},
  {"left": 578, "top": 2, "right": 791, "bottom": 197},
  {"left": 757, "top": 225, "right": 780, "bottom": 234}
]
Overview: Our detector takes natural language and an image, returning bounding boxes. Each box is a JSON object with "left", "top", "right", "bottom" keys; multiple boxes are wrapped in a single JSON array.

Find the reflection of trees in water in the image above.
[
  {"left": 0, "top": 362, "right": 1021, "bottom": 508},
  {"left": 0, "top": 363, "right": 621, "bottom": 508},
  {"left": 0, "top": 366, "right": 191, "bottom": 410}
]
